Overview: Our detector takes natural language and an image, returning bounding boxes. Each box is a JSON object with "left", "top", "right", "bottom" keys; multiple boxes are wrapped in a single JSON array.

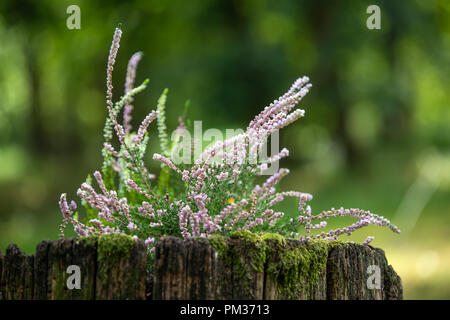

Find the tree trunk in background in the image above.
[{"left": 309, "top": 0, "right": 360, "bottom": 166}]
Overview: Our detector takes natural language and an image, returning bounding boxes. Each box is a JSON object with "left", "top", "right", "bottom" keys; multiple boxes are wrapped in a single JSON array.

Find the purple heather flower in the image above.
[
  {"left": 127, "top": 222, "right": 137, "bottom": 230},
  {"left": 106, "top": 27, "right": 122, "bottom": 113},
  {"left": 144, "top": 237, "right": 155, "bottom": 248},
  {"left": 103, "top": 143, "right": 119, "bottom": 158},
  {"left": 134, "top": 110, "right": 158, "bottom": 145},
  {"left": 74, "top": 226, "right": 88, "bottom": 237},
  {"left": 104, "top": 226, "right": 118, "bottom": 234},
  {"left": 178, "top": 205, "right": 192, "bottom": 238},
  {"left": 215, "top": 172, "right": 228, "bottom": 182},
  {"left": 263, "top": 168, "right": 289, "bottom": 190},
  {"left": 123, "top": 51, "right": 143, "bottom": 133},
  {"left": 149, "top": 222, "right": 162, "bottom": 228},
  {"left": 213, "top": 202, "right": 237, "bottom": 227},
  {"left": 69, "top": 200, "right": 77, "bottom": 211},
  {"left": 126, "top": 179, "right": 152, "bottom": 199},
  {"left": 93, "top": 171, "right": 108, "bottom": 196},
  {"left": 182, "top": 170, "right": 190, "bottom": 182},
  {"left": 363, "top": 236, "right": 375, "bottom": 246},
  {"left": 153, "top": 153, "right": 181, "bottom": 173}
]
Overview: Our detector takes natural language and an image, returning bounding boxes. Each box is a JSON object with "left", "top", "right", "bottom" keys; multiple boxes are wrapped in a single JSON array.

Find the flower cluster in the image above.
[{"left": 59, "top": 28, "right": 400, "bottom": 254}]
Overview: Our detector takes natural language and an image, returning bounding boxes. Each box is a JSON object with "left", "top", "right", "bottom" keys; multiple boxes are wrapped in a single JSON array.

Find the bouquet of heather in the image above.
[{"left": 59, "top": 27, "right": 400, "bottom": 255}]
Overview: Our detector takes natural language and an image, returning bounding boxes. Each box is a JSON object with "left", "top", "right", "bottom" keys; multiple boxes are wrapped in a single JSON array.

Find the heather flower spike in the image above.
[
  {"left": 59, "top": 28, "right": 400, "bottom": 256},
  {"left": 123, "top": 51, "right": 143, "bottom": 133}
]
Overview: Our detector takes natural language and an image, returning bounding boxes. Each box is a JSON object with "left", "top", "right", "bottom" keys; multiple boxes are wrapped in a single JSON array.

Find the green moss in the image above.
[
  {"left": 208, "top": 234, "right": 229, "bottom": 260},
  {"left": 325, "top": 239, "right": 351, "bottom": 249},
  {"left": 265, "top": 239, "right": 330, "bottom": 299},
  {"left": 77, "top": 234, "right": 98, "bottom": 247},
  {"left": 208, "top": 231, "right": 267, "bottom": 297},
  {"left": 208, "top": 232, "right": 351, "bottom": 299},
  {"left": 230, "top": 230, "right": 261, "bottom": 241},
  {"left": 95, "top": 234, "right": 135, "bottom": 286},
  {"left": 230, "top": 230, "right": 267, "bottom": 273},
  {"left": 261, "top": 233, "right": 286, "bottom": 246},
  {"left": 97, "top": 233, "right": 134, "bottom": 265}
]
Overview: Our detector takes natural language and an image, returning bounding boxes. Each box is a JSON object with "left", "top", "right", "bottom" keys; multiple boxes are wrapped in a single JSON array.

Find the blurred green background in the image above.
[{"left": 0, "top": 0, "right": 449, "bottom": 299}]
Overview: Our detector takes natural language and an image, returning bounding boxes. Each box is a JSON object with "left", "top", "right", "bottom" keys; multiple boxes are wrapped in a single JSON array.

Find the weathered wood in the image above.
[
  {"left": 185, "top": 238, "right": 210, "bottom": 299},
  {"left": 72, "top": 237, "right": 97, "bottom": 300},
  {"left": 0, "top": 235, "right": 402, "bottom": 300},
  {"left": 153, "top": 236, "right": 236, "bottom": 300},
  {"left": 145, "top": 273, "right": 153, "bottom": 300},
  {"left": 3, "top": 244, "right": 34, "bottom": 299},
  {"left": 230, "top": 237, "right": 265, "bottom": 299},
  {"left": 47, "top": 238, "right": 74, "bottom": 299},
  {"left": 184, "top": 238, "right": 234, "bottom": 299},
  {"left": 153, "top": 236, "right": 187, "bottom": 300},
  {"left": 33, "top": 239, "right": 51, "bottom": 300},
  {"left": 375, "top": 248, "right": 403, "bottom": 300},
  {"left": 308, "top": 268, "right": 327, "bottom": 299},
  {"left": 95, "top": 234, "right": 147, "bottom": 300},
  {"left": 326, "top": 243, "right": 402, "bottom": 300},
  {"left": 210, "top": 238, "right": 233, "bottom": 300},
  {"left": 153, "top": 237, "right": 402, "bottom": 300},
  {"left": 126, "top": 238, "right": 147, "bottom": 299}
]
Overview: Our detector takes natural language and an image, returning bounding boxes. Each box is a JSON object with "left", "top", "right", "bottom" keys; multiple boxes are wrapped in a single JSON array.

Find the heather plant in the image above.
[{"left": 59, "top": 27, "right": 400, "bottom": 255}]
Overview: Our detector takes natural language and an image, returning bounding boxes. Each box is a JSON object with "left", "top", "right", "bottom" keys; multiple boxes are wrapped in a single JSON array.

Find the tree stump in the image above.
[
  {"left": 95, "top": 234, "right": 147, "bottom": 300},
  {"left": 0, "top": 233, "right": 402, "bottom": 300},
  {"left": 152, "top": 235, "right": 402, "bottom": 300},
  {"left": 1, "top": 245, "right": 34, "bottom": 299},
  {"left": 326, "top": 244, "right": 403, "bottom": 299}
]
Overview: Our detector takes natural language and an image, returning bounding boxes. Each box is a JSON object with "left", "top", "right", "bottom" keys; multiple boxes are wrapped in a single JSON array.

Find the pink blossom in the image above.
[
  {"left": 123, "top": 52, "right": 143, "bottom": 132},
  {"left": 134, "top": 110, "right": 158, "bottom": 145},
  {"left": 153, "top": 153, "right": 181, "bottom": 173}
]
